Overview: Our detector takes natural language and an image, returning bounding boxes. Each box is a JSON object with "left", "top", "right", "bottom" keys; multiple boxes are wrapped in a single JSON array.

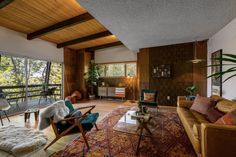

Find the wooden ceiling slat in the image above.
[
  {"left": 0, "top": 0, "right": 121, "bottom": 50},
  {"left": 27, "top": 13, "right": 94, "bottom": 40},
  {"left": 57, "top": 31, "right": 112, "bottom": 48}
]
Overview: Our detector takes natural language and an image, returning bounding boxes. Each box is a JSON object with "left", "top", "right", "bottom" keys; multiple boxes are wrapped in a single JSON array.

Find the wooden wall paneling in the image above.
[
  {"left": 63, "top": 47, "right": 78, "bottom": 97},
  {"left": 148, "top": 43, "right": 194, "bottom": 106},
  {"left": 193, "top": 40, "right": 207, "bottom": 96},
  {"left": 137, "top": 48, "right": 150, "bottom": 93}
]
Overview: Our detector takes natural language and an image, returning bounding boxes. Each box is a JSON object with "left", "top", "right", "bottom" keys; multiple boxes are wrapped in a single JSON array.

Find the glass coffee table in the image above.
[{"left": 113, "top": 110, "right": 152, "bottom": 155}]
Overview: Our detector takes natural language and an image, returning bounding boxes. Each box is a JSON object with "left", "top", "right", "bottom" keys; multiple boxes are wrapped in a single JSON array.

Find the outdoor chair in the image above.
[
  {"left": 38, "top": 87, "right": 57, "bottom": 105},
  {"left": 0, "top": 98, "right": 11, "bottom": 126},
  {"left": 139, "top": 89, "right": 158, "bottom": 109},
  {"left": 44, "top": 100, "right": 99, "bottom": 150}
]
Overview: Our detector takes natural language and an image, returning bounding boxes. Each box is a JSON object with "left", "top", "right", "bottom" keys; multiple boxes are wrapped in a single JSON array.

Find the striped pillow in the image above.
[{"left": 215, "top": 109, "right": 236, "bottom": 125}]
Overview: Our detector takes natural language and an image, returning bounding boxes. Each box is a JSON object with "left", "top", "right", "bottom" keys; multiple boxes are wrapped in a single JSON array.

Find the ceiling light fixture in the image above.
[{"left": 189, "top": 40, "right": 205, "bottom": 64}]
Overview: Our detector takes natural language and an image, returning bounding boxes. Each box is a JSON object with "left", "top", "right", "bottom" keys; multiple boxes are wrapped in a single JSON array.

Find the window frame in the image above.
[{"left": 98, "top": 61, "right": 137, "bottom": 78}]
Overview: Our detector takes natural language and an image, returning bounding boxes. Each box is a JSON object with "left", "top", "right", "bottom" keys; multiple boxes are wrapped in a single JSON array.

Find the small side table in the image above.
[
  {"left": 131, "top": 112, "right": 152, "bottom": 155},
  {"left": 24, "top": 108, "right": 40, "bottom": 122}
]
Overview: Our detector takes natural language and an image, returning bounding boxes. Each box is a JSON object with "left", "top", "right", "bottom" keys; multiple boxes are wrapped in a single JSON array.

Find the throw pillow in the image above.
[
  {"left": 190, "top": 96, "right": 215, "bottom": 115},
  {"left": 143, "top": 93, "right": 155, "bottom": 102},
  {"left": 65, "top": 100, "right": 75, "bottom": 113},
  {"left": 206, "top": 107, "right": 224, "bottom": 123},
  {"left": 215, "top": 109, "right": 236, "bottom": 125}
]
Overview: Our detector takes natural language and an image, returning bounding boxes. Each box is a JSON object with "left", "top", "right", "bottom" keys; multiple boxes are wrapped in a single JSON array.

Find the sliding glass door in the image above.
[{"left": 0, "top": 53, "right": 63, "bottom": 114}]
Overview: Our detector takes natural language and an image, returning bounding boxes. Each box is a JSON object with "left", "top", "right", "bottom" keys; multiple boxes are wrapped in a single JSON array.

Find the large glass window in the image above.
[
  {"left": 28, "top": 59, "right": 47, "bottom": 85},
  {"left": 99, "top": 62, "right": 136, "bottom": 77},
  {"left": 0, "top": 53, "right": 63, "bottom": 110}
]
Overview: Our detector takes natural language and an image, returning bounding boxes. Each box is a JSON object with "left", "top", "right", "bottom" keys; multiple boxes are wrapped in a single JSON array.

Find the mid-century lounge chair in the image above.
[{"left": 44, "top": 101, "right": 99, "bottom": 150}]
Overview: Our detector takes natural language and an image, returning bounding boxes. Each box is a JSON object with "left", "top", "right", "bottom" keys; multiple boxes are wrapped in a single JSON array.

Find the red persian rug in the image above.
[{"left": 52, "top": 107, "right": 196, "bottom": 157}]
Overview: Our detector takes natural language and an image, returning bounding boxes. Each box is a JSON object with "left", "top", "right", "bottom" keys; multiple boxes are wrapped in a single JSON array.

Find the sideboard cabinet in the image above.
[{"left": 98, "top": 87, "right": 126, "bottom": 100}]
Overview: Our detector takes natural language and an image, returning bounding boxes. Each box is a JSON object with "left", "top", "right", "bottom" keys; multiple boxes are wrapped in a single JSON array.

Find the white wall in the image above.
[
  {"left": 207, "top": 18, "right": 236, "bottom": 100},
  {"left": 0, "top": 26, "right": 63, "bottom": 62},
  {"left": 95, "top": 45, "right": 137, "bottom": 63}
]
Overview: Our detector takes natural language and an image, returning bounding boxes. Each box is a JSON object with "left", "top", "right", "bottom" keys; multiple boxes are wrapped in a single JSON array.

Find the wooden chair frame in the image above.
[{"left": 44, "top": 105, "right": 98, "bottom": 150}]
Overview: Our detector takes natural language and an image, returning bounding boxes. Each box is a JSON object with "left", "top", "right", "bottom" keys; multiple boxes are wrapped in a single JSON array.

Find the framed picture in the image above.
[{"left": 211, "top": 49, "right": 222, "bottom": 96}]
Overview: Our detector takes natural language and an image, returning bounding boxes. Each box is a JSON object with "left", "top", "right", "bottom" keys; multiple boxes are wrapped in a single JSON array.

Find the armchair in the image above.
[
  {"left": 44, "top": 101, "right": 99, "bottom": 150},
  {"left": 139, "top": 89, "right": 158, "bottom": 108}
]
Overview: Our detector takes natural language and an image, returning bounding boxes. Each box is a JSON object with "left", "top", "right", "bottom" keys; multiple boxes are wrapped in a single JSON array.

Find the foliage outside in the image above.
[{"left": 0, "top": 55, "right": 62, "bottom": 99}]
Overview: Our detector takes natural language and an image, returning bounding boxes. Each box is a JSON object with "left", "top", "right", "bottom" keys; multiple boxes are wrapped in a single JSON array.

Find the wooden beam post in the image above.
[
  {"left": 57, "top": 31, "right": 112, "bottom": 48},
  {"left": 27, "top": 13, "right": 94, "bottom": 40},
  {"left": 85, "top": 41, "right": 123, "bottom": 52}
]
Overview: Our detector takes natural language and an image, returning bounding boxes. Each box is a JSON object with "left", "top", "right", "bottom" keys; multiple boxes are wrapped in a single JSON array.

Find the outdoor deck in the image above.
[{"left": 0, "top": 84, "right": 62, "bottom": 117}]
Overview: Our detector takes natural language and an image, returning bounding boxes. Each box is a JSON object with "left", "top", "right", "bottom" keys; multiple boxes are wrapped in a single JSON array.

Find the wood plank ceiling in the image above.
[{"left": 0, "top": 0, "right": 122, "bottom": 51}]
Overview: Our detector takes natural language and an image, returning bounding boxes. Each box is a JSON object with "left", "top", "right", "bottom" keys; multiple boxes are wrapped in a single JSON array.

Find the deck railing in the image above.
[{"left": 0, "top": 84, "right": 62, "bottom": 104}]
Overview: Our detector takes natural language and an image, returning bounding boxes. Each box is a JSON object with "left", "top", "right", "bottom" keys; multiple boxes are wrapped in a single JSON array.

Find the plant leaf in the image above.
[
  {"left": 223, "top": 54, "right": 236, "bottom": 59},
  {"left": 223, "top": 74, "right": 236, "bottom": 83}
]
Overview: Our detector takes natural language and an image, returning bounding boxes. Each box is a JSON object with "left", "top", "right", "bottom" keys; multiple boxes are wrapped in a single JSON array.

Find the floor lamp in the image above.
[{"left": 127, "top": 75, "right": 136, "bottom": 103}]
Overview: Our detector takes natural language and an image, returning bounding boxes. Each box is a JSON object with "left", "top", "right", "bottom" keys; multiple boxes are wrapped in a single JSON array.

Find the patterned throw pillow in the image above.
[
  {"left": 143, "top": 93, "right": 155, "bottom": 102},
  {"left": 215, "top": 109, "right": 236, "bottom": 125},
  {"left": 190, "top": 96, "right": 215, "bottom": 115},
  {"left": 206, "top": 107, "right": 224, "bottom": 123}
]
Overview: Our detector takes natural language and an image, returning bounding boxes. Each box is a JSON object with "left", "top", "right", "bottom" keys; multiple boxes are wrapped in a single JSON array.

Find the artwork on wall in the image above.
[
  {"left": 211, "top": 49, "right": 222, "bottom": 96},
  {"left": 152, "top": 64, "right": 172, "bottom": 78}
]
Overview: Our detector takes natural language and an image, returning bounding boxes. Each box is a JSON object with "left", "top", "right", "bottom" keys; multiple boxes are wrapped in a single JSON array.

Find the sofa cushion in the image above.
[
  {"left": 191, "top": 110, "right": 210, "bottom": 123},
  {"left": 190, "top": 96, "right": 215, "bottom": 115},
  {"left": 192, "top": 124, "right": 201, "bottom": 139},
  {"left": 206, "top": 107, "right": 224, "bottom": 123},
  {"left": 216, "top": 100, "right": 236, "bottom": 113},
  {"left": 177, "top": 107, "right": 201, "bottom": 153},
  {"left": 215, "top": 109, "right": 236, "bottom": 125}
]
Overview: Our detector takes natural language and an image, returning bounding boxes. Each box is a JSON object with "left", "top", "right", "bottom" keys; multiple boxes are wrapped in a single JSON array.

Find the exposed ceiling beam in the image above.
[
  {"left": 27, "top": 12, "right": 94, "bottom": 40},
  {"left": 85, "top": 41, "right": 123, "bottom": 52},
  {"left": 0, "top": 0, "right": 14, "bottom": 9},
  {"left": 57, "top": 31, "right": 112, "bottom": 48}
]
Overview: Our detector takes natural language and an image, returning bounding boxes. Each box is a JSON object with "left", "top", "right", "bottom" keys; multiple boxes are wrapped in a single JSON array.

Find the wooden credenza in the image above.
[{"left": 98, "top": 87, "right": 126, "bottom": 100}]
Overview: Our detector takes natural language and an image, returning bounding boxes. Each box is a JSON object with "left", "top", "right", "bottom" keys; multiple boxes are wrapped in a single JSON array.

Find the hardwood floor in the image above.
[
  {"left": 0, "top": 99, "right": 135, "bottom": 157},
  {"left": 0, "top": 99, "right": 176, "bottom": 157}
]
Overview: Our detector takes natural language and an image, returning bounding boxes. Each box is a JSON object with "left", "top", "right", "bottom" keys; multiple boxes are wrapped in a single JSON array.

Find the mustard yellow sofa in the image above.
[{"left": 177, "top": 95, "right": 236, "bottom": 157}]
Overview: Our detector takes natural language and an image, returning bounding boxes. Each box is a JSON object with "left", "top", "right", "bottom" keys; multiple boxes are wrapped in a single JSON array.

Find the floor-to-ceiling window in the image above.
[{"left": 0, "top": 53, "right": 63, "bottom": 114}]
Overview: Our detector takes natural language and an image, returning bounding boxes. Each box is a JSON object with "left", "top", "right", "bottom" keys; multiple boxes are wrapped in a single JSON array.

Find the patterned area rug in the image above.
[{"left": 52, "top": 107, "right": 196, "bottom": 157}]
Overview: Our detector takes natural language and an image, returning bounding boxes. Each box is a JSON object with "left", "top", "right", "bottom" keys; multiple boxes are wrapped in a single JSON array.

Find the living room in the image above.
[{"left": 0, "top": 0, "right": 236, "bottom": 157}]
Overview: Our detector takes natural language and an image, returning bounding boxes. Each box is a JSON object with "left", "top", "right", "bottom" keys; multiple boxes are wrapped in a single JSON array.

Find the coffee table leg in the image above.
[{"left": 136, "top": 126, "right": 143, "bottom": 156}]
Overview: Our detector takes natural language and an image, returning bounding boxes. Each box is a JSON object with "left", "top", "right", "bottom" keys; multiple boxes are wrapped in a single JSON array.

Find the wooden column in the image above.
[{"left": 137, "top": 48, "right": 150, "bottom": 96}]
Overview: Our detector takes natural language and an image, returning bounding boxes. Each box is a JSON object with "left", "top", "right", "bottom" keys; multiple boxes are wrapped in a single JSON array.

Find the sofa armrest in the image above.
[
  {"left": 201, "top": 123, "right": 236, "bottom": 157},
  {"left": 177, "top": 96, "right": 193, "bottom": 108}
]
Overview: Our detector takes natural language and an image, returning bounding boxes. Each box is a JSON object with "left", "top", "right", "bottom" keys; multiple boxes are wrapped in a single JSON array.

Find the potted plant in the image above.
[
  {"left": 84, "top": 60, "right": 100, "bottom": 99},
  {"left": 208, "top": 54, "right": 236, "bottom": 82},
  {"left": 185, "top": 85, "right": 197, "bottom": 100}
]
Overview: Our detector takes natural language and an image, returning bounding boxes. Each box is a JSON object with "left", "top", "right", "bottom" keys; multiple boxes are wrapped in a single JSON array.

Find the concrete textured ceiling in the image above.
[{"left": 77, "top": 0, "right": 236, "bottom": 52}]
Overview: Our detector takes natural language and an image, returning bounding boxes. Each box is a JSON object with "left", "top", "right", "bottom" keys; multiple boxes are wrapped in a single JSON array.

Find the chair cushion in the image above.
[
  {"left": 65, "top": 100, "right": 75, "bottom": 113},
  {"left": 143, "top": 93, "right": 155, "bottom": 102},
  {"left": 190, "top": 96, "right": 215, "bottom": 115},
  {"left": 57, "top": 112, "right": 99, "bottom": 134},
  {"left": 215, "top": 109, "right": 236, "bottom": 125}
]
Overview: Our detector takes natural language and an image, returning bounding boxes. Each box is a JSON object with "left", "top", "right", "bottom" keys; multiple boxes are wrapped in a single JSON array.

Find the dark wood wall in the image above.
[
  {"left": 64, "top": 48, "right": 93, "bottom": 99},
  {"left": 137, "top": 41, "right": 207, "bottom": 106}
]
